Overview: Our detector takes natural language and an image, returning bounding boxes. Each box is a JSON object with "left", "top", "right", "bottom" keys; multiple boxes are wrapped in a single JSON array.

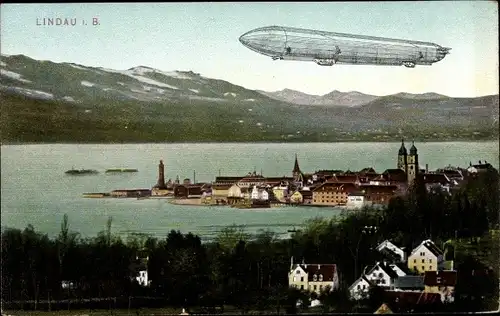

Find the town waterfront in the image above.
[{"left": 1, "top": 142, "right": 498, "bottom": 240}]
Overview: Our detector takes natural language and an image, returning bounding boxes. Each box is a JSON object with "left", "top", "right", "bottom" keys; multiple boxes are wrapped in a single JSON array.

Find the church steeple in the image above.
[
  {"left": 398, "top": 138, "right": 407, "bottom": 155},
  {"left": 397, "top": 139, "right": 408, "bottom": 173},
  {"left": 409, "top": 141, "right": 418, "bottom": 155},
  {"left": 293, "top": 154, "right": 301, "bottom": 173},
  {"left": 292, "top": 154, "right": 303, "bottom": 184}
]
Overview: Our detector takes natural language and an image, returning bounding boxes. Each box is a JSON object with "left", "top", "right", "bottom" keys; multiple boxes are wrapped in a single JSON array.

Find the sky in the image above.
[{"left": 1, "top": 2, "right": 498, "bottom": 97}]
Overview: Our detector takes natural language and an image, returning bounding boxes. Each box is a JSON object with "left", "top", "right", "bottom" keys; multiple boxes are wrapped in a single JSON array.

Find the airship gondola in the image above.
[{"left": 239, "top": 26, "right": 451, "bottom": 68}]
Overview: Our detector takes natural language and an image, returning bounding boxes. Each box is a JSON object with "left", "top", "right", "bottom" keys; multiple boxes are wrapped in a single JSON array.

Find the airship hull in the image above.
[{"left": 239, "top": 26, "right": 450, "bottom": 67}]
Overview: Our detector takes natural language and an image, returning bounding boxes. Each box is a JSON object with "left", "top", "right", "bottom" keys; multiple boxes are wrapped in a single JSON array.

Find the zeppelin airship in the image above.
[{"left": 239, "top": 26, "right": 451, "bottom": 68}]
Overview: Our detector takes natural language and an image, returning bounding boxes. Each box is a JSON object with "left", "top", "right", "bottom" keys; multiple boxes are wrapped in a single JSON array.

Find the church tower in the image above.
[
  {"left": 407, "top": 141, "right": 419, "bottom": 185},
  {"left": 292, "top": 154, "right": 303, "bottom": 183},
  {"left": 397, "top": 139, "right": 408, "bottom": 173}
]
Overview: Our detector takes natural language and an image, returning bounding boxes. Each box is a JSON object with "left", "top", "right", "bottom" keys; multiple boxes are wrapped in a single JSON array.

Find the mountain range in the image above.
[{"left": 0, "top": 54, "right": 498, "bottom": 143}]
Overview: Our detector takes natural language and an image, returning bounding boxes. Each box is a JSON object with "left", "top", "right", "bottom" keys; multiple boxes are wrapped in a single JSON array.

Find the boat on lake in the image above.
[
  {"left": 65, "top": 168, "right": 99, "bottom": 175},
  {"left": 105, "top": 168, "right": 139, "bottom": 173}
]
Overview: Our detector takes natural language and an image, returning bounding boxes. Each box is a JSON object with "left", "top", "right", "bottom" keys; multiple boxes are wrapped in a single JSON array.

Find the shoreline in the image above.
[{"left": 1, "top": 139, "right": 498, "bottom": 146}]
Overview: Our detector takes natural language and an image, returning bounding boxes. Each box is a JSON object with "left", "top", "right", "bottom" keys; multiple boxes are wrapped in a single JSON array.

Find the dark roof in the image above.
[
  {"left": 393, "top": 276, "right": 424, "bottom": 289},
  {"left": 214, "top": 176, "right": 242, "bottom": 182},
  {"left": 265, "top": 177, "right": 294, "bottom": 182},
  {"left": 367, "top": 262, "right": 400, "bottom": 280},
  {"left": 293, "top": 154, "right": 301, "bottom": 173},
  {"left": 327, "top": 174, "right": 360, "bottom": 183},
  {"left": 409, "top": 142, "right": 418, "bottom": 155},
  {"left": 294, "top": 263, "right": 337, "bottom": 282},
  {"left": 424, "top": 270, "right": 457, "bottom": 286},
  {"left": 378, "top": 248, "right": 402, "bottom": 263},
  {"left": 212, "top": 184, "right": 232, "bottom": 190},
  {"left": 239, "top": 176, "right": 265, "bottom": 182},
  {"left": 398, "top": 139, "right": 408, "bottom": 156}
]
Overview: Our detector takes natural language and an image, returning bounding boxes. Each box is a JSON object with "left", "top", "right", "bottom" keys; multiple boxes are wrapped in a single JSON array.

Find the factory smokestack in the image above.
[{"left": 157, "top": 160, "right": 166, "bottom": 189}]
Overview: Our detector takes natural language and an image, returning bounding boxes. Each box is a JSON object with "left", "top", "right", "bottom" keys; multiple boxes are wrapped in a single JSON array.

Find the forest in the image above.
[{"left": 1, "top": 169, "right": 498, "bottom": 313}]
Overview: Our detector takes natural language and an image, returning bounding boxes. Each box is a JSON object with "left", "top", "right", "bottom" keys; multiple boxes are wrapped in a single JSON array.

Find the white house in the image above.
[
  {"left": 250, "top": 186, "right": 269, "bottom": 200},
  {"left": 407, "top": 239, "right": 444, "bottom": 274},
  {"left": 364, "top": 262, "right": 400, "bottom": 288},
  {"left": 346, "top": 191, "right": 367, "bottom": 209},
  {"left": 376, "top": 240, "right": 406, "bottom": 263},
  {"left": 349, "top": 275, "right": 372, "bottom": 300},
  {"left": 288, "top": 260, "right": 339, "bottom": 295},
  {"left": 349, "top": 262, "right": 400, "bottom": 300}
]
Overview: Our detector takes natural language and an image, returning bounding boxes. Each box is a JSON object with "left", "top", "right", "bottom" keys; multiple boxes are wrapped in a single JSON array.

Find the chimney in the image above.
[
  {"left": 193, "top": 170, "right": 196, "bottom": 184},
  {"left": 318, "top": 264, "right": 321, "bottom": 269},
  {"left": 157, "top": 160, "right": 166, "bottom": 189},
  {"left": 425, "top": 164, "right": 428, "bottom": 173}
]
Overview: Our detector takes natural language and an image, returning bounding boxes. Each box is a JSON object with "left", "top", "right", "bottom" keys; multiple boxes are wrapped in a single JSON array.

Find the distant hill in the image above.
[
  {"left": 257, "top": 88, "right": 379, "bottom": 107},
  {"left": 0, "top": 54, "right": 498, "bottom": 143}
]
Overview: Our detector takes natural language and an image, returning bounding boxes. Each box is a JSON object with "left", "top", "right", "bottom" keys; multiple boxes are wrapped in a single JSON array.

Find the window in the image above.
[
  {"left": 293, "top": 276, "right": 297, "bottom": 282},
  {"left": 437, "top": 277, "right": 442, "bottom": 283},
  {"left": 296, "top": 270, "right": 300, "bottom": 274},
  {"left": 422, "top": 259, "right": 425, "bottom": 263},
  {"left": 429, "top": 266, "right": 432, "bottom": 270},
  {"left": 357, "top": 284, "right": 360, "bottom": 289},
  {"left": 414, "top": 259, "right": 417, "bottom": 263},
  {"left": 379, "top": 273, "right": 383, "bottom": 278},
  {"left": 314, "top": 285, "right": 317, "bottom": 290},
  {"left": 319, "top": 285, "right": 323, "bottom": 290},
  {"left": 421, "top": 266, "right": 425, "bottom": 271},
  {"left": 381, "top": 279, "right": 385, "bottom": 284},
  {"left": 319, "top": 274, "right": 323, "bottom": 281},
  {"left": 301, "top": 277, "right": 304, "bottom": 282},
  {"left": 429, "top": 259, "right": 432, "bottom": 263},
  {"left": 313, "top": 274, "right": 317, "bottom": 281},
  {"left": 301, "top": 285, "right": 304, "bottom": 289}
]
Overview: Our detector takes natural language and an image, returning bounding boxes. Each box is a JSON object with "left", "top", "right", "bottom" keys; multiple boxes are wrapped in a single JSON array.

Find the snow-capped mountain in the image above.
[{"left": 0, "top": 54, "right": 266, "bottom": 104}]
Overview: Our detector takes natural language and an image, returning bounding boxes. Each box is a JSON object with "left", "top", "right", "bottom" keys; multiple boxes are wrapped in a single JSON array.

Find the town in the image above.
[{"left": 98, "top": 140, "right": 495, "bottom": 211}]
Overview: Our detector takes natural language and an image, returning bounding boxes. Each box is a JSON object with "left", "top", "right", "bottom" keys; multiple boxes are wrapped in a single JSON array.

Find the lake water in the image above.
[{"left": 1, "top": 142, "right": 498, "bottom": 241}]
